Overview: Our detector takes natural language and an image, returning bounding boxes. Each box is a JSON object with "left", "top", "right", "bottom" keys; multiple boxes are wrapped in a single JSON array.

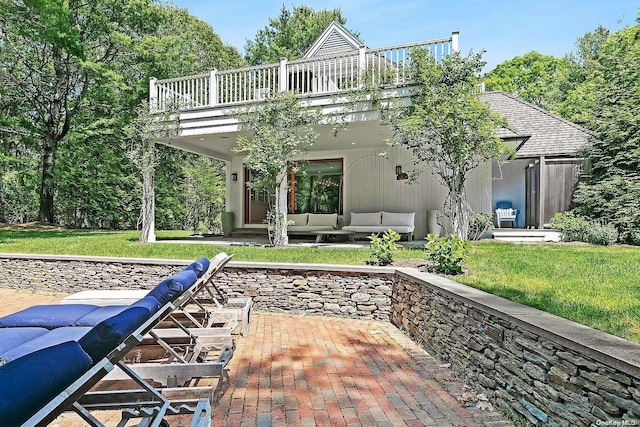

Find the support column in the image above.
[{"left": 538, "top": 156, "right": 546, "bottom": 229}]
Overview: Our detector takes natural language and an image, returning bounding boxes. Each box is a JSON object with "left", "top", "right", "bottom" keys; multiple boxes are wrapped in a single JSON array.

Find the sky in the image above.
[{"left": 172, "top": 0, "right": 638, "bottom": 72}]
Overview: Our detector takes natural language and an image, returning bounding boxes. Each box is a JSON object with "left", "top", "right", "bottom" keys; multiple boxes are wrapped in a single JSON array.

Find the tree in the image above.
[
  {"left": 0, "top": 0, "right": 163, "bottom": 223},
  {"left": 125, "top": 102, "right": 178, "bottom": 243},
  {"left": 571, "top": 19, "right": 640, "bottom": 245},
  {"left": 390, "top": 49, "right": 509, "bottom": 239},
  {"left": 484, "top": 51, "right": 571, "bottom": 112},
  {"left": 244, "top": 5, "right": 353, "bottom": 65},
  {"left": 233, "top": 92, "right": 321, "bottom": 246}
]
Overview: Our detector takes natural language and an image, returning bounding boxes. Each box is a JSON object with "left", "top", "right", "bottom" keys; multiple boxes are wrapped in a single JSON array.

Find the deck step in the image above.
[{"left": 492, "top": 229, "right": 561, "bottom": 242}]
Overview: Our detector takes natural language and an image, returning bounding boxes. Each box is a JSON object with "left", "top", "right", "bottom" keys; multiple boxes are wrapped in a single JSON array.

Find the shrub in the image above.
[
  {"left": 550, "top": 211, "right": 591, "bottom": 242},
  {"left": 572, "top": 176, "right": 640, "bottom": 245},
  {"left": 425, "top": 234, "right": 469, "bottom": 275},
  {"left": 468, "top": 213, "right": 493, "bottom": 241},
  {"left": 367, "top": 229, "right": 401, "bottom": 266},
  {"left": 550, "top": 211, "right": 618, "bottom": 246}
]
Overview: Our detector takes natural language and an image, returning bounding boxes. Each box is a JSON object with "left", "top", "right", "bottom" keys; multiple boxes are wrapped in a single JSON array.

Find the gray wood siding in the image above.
[
  {"left": 312, "top": 31, "right": 358, "bottom": 57},
  {"left": 306, "top": 147, "right": 492, "bottom": 238}
]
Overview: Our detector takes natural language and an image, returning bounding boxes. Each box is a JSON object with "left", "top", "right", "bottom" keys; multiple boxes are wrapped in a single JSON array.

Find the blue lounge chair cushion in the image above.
[
  {"left": 0, "top": 341, "right": 92, "bottom": 427},
  {"left": 185, "top": 257, "right": 210, "bottom": 278},
  {"left": 74, "top": 296, "right": 161, "bottom": 327},
  {"left": 0, "top": 304, "right": 98, "bottom": 329},
  {"left": 146, "top": 270, "right": 197, "bottom": 304},
  {"left": 0, "top": 327, "right": 90, "bottom": 365},
  {"left": 0, "top": 327, "right": 49, "bottom": 354},
  {"left": 130, "top": 295, "right": 163, "bottom": 313},
  {"left": 78, "top": 307, "right": 152, "bottom": 362},
  {"left": 171, "top": 269, "right": 198, "bottom": 291}
]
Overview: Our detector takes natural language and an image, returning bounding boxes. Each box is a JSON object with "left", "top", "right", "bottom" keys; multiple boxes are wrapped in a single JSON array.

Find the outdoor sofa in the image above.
[
  {"left": 287, "top": 212, "right": 338, "bottom": 235},
  {"left": 342, "top": 211, "right": 416, "bottom": 241}
]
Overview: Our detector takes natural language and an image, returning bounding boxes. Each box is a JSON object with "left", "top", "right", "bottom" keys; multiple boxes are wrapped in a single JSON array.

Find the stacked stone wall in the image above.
[
  {"left": 391, "top": 271, "right": 640, "bottom": 425},
  {"left": 1, "top": 255, "right": 639, "bottom": 424}
]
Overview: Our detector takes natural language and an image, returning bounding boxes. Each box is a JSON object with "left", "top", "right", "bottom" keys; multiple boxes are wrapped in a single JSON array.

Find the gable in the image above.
[{"left": 304, "top": 21, "right": 364, "bottom": 58}]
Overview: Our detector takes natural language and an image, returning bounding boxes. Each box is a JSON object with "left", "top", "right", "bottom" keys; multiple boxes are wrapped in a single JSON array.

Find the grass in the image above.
[
  {"left": 1, "top": 228, "right": 640, "bottom": 343},
  {"left": 459, "top": 241, "right": 640, "bottom": 343}
]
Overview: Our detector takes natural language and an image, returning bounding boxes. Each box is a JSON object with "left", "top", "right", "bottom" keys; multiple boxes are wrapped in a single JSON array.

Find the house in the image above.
[
  {"left": 149, "top": 22, "right": 592, "bottom": 238},
  {"left": 481, "top": 91, "right": 593, "bottom": 228}
]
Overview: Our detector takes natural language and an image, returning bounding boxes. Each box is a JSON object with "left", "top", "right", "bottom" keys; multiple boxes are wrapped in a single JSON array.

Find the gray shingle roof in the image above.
[{"left": 481, "top": 91, "right": 594, "bottom": 158}]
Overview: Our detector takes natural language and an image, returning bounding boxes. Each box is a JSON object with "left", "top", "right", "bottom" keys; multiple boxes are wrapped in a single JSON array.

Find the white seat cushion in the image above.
[
  {"left": 307, "top": 213, "right": 338, "bottom": 228},
  {"left": 288, "top": 225, "right": 334, "bottom": 233},
  {"left": 342, "top": 225, "right": 414, "bottom": 233},
  {"left": 288, "top": 213, "right": 308, "bottom": 226},
  {"left": 348, "top": 212, "right": 382, "bottom": 226},
  {"left": 382, "top": 212, "right": 415, "bottom": 227}
]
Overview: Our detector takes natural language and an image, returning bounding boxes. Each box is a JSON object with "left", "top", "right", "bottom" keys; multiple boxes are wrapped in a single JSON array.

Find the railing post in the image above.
[
  {"left": 451, "top": 30, "right": 460, "bottom": 53},
  {"left": 210, "top": 69, "right": 218, "bottom": 107},
  {"left": 358, "top": 45, "right": 366, "bottom": 88},
  {"left": 149, "top": 77, "right": 157, "bottom": 112},
  {"left": 278, "top": 57, "right": 288, "bottom": 92}
]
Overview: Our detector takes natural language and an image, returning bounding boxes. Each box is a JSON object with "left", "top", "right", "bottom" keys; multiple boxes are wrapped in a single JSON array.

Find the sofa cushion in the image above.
[
  {"left": 342, "top": 225, "right": 414, "bottom": 234},
  {"left": 307, "top": 213, "right": 338, "bottom": 228},
  {"left": 348, "top": 212, "right": 382, "bottom": 226},
  {"left": 382, "top": 211, "right": 415, "bottom": 228},
  {"left": 288, "top": 213, "right": 308, "bottom": 226}
]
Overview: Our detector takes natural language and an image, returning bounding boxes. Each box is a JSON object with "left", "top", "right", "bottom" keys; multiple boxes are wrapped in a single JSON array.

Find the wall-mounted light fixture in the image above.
[
  {"left": 396, "top": 166, "right": 408, "bottom": 181},
  {"left": 231, "top": 173, "right": 238, "bottom": 182}
]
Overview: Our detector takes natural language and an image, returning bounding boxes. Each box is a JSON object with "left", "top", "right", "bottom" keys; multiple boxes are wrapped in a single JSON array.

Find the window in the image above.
[{"left": 289, "top": 159, "right": 342, "bottom": 214}]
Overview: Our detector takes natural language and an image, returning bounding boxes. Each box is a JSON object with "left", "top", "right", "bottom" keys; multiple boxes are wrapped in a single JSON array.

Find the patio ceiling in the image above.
[{"left": 160, "top": 119, "right": 393, "bottom": 161}]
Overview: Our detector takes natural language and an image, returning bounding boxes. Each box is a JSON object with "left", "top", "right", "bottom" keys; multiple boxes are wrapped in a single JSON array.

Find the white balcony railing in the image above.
[{"left": 150, "top": 31, "right": 459, "bottom": 112}]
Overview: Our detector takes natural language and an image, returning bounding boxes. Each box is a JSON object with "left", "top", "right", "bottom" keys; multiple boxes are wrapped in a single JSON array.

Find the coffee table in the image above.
[{"left": 314, "top": 230, "right": 356, "bottom": 243}]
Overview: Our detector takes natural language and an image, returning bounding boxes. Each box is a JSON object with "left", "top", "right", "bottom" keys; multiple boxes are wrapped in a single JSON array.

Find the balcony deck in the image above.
[{"left": 149, "top": 33, "right": 458, "bottom": 114}]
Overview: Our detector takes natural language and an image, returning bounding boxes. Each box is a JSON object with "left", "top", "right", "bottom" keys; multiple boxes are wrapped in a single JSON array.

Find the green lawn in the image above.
[{"left": 1, "top": 228, "right": 639, "bottom": 343}]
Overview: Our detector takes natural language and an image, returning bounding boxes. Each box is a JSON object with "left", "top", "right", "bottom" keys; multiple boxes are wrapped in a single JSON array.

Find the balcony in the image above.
[{"left": 149, "top": 32, "right": 459, "bottom": 114}]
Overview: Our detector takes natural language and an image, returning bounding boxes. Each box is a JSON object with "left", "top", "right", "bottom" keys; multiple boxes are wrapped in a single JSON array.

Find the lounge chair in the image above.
[
  {"left": 0, "top": 299, "right": 213, "bottom": 426},
  {"left": 61, "top": 253, "right": 254, "bottom": 337},
  {"left": 0, "top": 257, "right": 236, "bottom": 424}
]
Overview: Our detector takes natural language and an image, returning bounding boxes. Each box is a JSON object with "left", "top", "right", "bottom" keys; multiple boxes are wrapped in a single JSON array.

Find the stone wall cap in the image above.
[
  {"left": 397, "top": 267, "right": 640, "bottom": 377},
  {"left": 228, "top": 261, "right": 395, "bottom": 274},
  {"left": 0, "top": 253, "right": 191, "bottom": 266}
]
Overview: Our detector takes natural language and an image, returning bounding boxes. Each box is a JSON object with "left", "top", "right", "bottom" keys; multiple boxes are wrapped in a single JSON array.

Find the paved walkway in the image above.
[{"left": 211, "top": 313, "right": 511, "bottom": 427}]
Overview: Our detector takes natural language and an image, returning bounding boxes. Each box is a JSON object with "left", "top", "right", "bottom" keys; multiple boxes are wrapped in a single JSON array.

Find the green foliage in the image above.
[
  {"left": 180, "top": 156, "right": 225, "bottom": 234},
  {"left": 550, "top": 211, "right": 618, "bottom": 246},
  {"left": 390, "top": 49, "right": 510, "bottom": 239},
  {"left": 484, "top": 51, "right": 572, "bottom": 111},
  {"left": 234, "top": 92, "right": 322, "bottom": 246},
  {"left": 366, "top": 230, "right": 401, "bottom": 266},
  {"left": 244, "top": 5, "right": 353, "bottom": 65},
  {"left": 572, "top": 177, "right": 640, "bottom": 245},
  {"left": 570, "top": 21, "right": 640, "bottom": 245},
  {"left": 468, "top": 213, "right": 493, "bottom": 241},
  {"left": 425, "top": 234, "right": 469, "bottom": 275}
]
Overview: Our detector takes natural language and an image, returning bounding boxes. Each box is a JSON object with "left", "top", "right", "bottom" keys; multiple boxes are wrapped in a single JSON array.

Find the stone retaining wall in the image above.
[
  {"left": 215, "top": 265, "right": 393, "bottom": 321},
  {"left": 391, "top": 269, "right": 640, "bottom": 426},
  {"left": 1, "top": 254, "right": 639, "bottom": 424}
]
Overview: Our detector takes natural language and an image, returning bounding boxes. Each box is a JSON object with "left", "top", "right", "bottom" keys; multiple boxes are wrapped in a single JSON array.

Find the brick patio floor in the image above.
[{"left": 211, "top": 313, "right": 512, "bottom": 427}]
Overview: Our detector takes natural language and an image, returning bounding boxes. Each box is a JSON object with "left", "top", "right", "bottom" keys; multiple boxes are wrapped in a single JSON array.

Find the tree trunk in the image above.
[
  {"left": 273, "top": 170, "right": 289, "bottom": 246},
  {"left": 140, "top": 166, "right": 156, "bottom": 243},
  {"left": 38, "top": 137, "right": 58, "bottom": 223},
  {"left": 447, "top": 175, "right": 470, "bottom": 240}
]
